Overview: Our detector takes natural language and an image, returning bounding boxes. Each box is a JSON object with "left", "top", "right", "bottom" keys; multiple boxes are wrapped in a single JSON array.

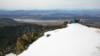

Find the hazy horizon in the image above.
[
  {"left": 0, "top": 9, "right": 100, "bottom": 11},
  {"left": 0, "top": 0, "right": 100, "bottom": 10}
]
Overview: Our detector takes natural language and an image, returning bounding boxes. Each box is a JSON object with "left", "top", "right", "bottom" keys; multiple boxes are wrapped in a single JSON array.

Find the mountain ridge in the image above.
[{"left": 0, "top": 21, "right": 67, "bottom": 56}]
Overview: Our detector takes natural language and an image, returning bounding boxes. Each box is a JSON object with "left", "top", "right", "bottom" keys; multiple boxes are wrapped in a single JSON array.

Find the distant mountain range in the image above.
[
  {"left": 0, "top": 10, "right": 100, "bottom": 20},
  {"left": 0, "top": 10, "right": 100, "bottom": 28}
]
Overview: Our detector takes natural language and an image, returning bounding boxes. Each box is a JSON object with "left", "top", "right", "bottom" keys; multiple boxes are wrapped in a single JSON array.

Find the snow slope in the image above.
[{"left": 6, "top": 23, "right": 100, "bottom": 56}]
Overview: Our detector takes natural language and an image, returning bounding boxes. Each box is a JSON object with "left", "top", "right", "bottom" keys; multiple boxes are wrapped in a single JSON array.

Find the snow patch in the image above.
[{"left": 6, "top": 53, "right": 16, "bottom": 56}]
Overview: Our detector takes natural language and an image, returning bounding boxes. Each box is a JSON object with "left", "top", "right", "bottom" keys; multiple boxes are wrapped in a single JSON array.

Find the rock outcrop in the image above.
[{"left": 0, "top": 22, "right": 67, "bottom": 56}]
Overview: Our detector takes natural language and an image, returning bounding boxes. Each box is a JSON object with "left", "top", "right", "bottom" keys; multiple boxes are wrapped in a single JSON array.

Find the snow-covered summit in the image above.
[{"left": 7, "top": 23, "right": 100, "bottom": 56}]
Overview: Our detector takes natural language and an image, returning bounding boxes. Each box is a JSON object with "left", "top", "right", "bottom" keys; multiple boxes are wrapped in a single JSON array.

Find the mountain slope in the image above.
[
  {"left": 0, "top": 22, "right": 67, "bottom": 56},
  {"left": 15, "top": 23, "right": 100, "bottom": 56},
  {"left": 0, "top": 18, "right": 18, "bottom": 27}
]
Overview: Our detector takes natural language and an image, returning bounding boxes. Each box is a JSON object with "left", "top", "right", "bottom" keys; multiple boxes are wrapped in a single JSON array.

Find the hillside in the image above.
[
  {"left": 0, "top": 18, "right": 18, "bottom": 27},
  {"left": 0, "top": 22, "right": 67, "bottom": 56}
]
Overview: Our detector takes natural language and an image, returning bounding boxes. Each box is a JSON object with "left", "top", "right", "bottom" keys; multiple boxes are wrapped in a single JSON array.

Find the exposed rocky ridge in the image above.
[{"left": 0, "top": 22, "right": 67, "bottom": 56}]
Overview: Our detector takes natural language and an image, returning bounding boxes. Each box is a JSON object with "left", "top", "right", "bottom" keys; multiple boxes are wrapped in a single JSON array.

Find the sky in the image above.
[{"left": 0, "top": 0, "right": 100, "bottom": 10}]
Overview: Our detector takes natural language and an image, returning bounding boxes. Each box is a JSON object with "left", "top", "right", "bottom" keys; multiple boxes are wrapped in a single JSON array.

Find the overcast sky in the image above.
[{"left": 0, "top": 0, "right": 100, "bottom": 10}]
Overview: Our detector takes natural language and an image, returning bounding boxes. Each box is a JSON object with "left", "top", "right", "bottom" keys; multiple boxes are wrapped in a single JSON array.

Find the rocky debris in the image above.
[{"left": 46, "top": 34, "right": 50, "bottom": 37}]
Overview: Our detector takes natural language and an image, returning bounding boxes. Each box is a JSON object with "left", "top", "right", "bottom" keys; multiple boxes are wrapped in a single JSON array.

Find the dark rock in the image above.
[
  {"left": 46, "top": 34, "right": 50, "bottom": 37},
  {"left": 0, "top": 51, "right": 4, "bottom": 56}
]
